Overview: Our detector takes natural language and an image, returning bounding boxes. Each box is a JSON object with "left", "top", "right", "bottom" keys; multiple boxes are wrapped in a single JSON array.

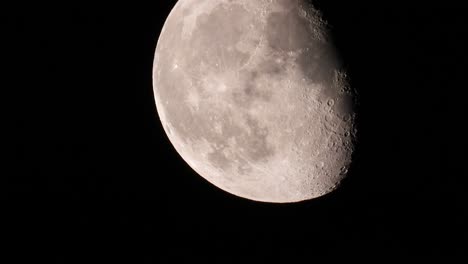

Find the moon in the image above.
[{"left": 152, "top": 0, "right": 357, "bottom": 203}]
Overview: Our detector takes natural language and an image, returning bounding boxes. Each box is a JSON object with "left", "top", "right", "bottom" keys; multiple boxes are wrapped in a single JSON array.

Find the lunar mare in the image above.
[{"left": 153, "top": 0, "right": 357, "bottom": 203}]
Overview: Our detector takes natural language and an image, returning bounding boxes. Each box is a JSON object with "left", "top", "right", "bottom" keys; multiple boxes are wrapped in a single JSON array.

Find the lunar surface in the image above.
[{"left": 153, "top": 0, "right": 357, "bottom": 203}]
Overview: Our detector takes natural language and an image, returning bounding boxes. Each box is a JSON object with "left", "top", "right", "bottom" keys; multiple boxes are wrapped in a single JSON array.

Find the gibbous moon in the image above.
[{"left": 153, "top": 0, "right": 357, "bottom": 203}]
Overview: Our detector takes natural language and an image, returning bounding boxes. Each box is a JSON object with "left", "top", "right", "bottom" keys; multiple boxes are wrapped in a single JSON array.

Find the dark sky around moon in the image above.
[{"left": 5, "top": 0, "right": 468, "bottom": 260}]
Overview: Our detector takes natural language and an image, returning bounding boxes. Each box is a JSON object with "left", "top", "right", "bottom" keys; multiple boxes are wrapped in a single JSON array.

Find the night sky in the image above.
[{"left": 5, "top": 1, "right": 468, "bottom": 261}]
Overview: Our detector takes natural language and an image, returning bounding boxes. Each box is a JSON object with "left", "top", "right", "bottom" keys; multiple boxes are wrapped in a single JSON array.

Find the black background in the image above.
[{"left": 5, "top": 0, "right": 468, "bottom": 261}]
